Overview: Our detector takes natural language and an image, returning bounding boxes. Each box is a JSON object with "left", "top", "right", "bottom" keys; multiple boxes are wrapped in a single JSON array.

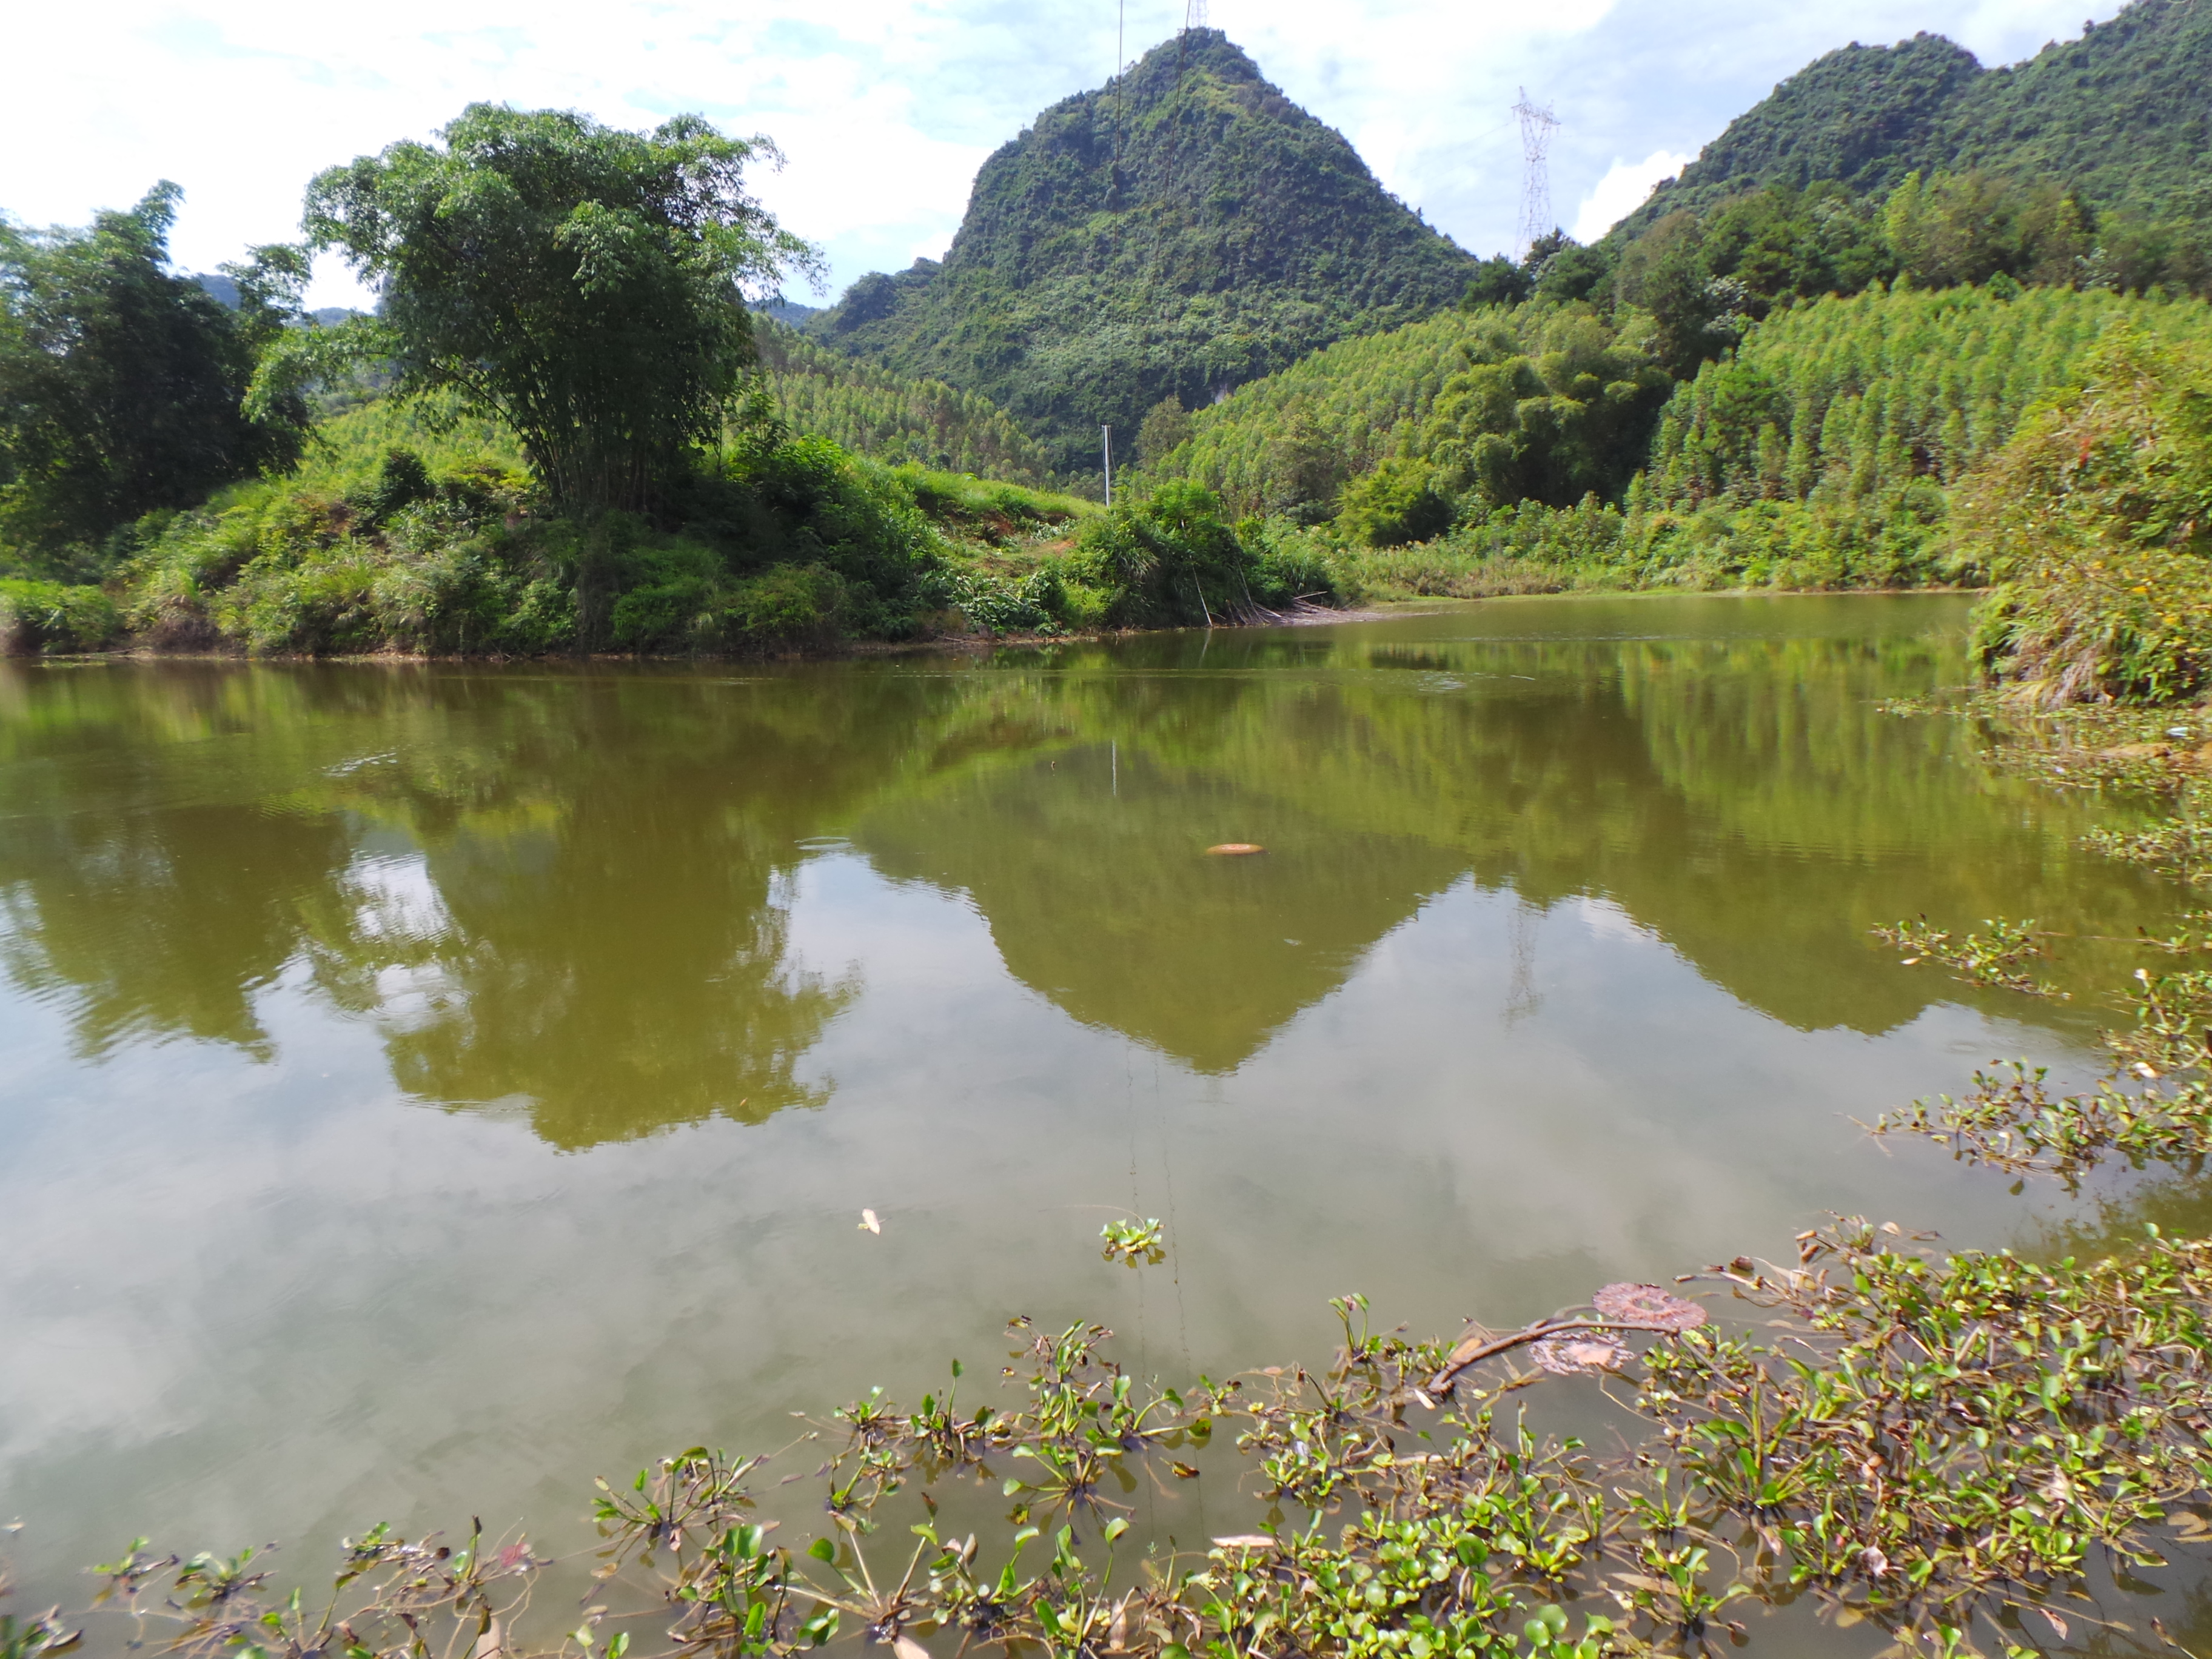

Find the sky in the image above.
[{"left": 0, "top": 0, "right": 2131, "bottom": 311}]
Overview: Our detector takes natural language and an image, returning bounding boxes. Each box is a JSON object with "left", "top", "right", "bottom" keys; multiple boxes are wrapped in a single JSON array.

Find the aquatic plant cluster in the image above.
[{"left": 24, "top": 1210, "right": 2212, "bottom": 1659}]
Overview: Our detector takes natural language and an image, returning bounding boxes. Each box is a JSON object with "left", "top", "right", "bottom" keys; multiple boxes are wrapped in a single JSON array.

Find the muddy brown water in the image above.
[{"left": 1, "top": 594, "right": 2203, "bottom": 1646}]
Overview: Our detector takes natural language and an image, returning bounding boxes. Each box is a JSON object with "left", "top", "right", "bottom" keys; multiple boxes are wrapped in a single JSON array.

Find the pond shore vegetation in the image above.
[{"left": 12, "top": 10, "right": 2212, "bottom": 657}]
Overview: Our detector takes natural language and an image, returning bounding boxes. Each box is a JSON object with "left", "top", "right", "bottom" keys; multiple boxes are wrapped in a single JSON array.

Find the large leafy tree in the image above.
[
  {"left": 0, "top": 183, "right": 309, "bottom": 574},
  {"left": 303, "top": 106, "right": 819, "bottom": 514}
]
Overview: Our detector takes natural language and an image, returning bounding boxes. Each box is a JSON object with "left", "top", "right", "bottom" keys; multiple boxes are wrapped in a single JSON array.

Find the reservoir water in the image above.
[{"left": 0, "top": 594, "right": 2192, "bottom": 1633}]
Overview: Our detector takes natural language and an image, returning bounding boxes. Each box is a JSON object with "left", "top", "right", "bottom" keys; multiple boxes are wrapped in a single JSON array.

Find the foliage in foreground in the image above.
[
  {"left": 30, "top": 860, "right": 2212, "bottom": 1658},
  {"left": 1874, "top": 897, "right": 2212, "bottom": 1184},
  {"left": 19, "top": 641, "right": 2212, "bottom": 1659},
  {"left": 25, "top": 1209, "right": 2212, "bottom": 1659}
]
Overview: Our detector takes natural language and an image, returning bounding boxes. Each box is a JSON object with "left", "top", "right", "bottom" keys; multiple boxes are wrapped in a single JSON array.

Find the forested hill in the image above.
[
  {"left": 804, "top": 29, "right": 1478, "bottom": 475},
  {"left": 752, "top": 320, "right": 1053, "bottom": 482},
  {"left": 1634, "top": 0, "right": 2212, "bottom": 226}
]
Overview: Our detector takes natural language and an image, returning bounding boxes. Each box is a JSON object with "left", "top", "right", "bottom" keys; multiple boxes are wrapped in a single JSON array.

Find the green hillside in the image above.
[
  {"left": 1651, "top": 283, "right": 2212, "bottom": 506},
  {"left": 1153, "top": 283, "right": 2212, "bottom": 589},
  {"left": 1158, "top": 303, "right": 1670, "bottom": 520},
  {"left": 804, "top": 29, "right": 1479, "bottom": 475},
  {"left": 280, "top": 324, "right": 1057, "bottom": 495},
  {"left": 1635, "top": 0, "right": 2212, "bottom": 227},
  {"left": 1638, "top": 283, "right": 2212, "bottom": 580},
  {"left": 753, "top": 320, "right": 1053, "bottom": 483}
]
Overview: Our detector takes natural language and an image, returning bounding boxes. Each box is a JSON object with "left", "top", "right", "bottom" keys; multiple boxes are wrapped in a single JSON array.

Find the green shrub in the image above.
[
  {"left": 110, "top": 426, "right": 964, "bottom": 656},
  {"left": 0, "top": 578, "right": 121, "bottom": 653},
  {"left": 1334, "top": 458, "right": 1453, "bottom": 546},
  {"left": 1245, "top": 520, "right": 1338, "bottom": 606},
  {"left": 1065, "top": 481, "right": 1286, "bottom": 626},
  {"left": 668, "top": 434, "right": 950, "bottom": 638},
  {"left": 721, "top": 563, "right": 848, "bottom": 644},
  {"left": 940, "top": 566, "right": 1061, "bottom": 635},
  {"left": 122, "top": 458, "right": 558, "bottom": 655},
  {"left": 1327, "top": 545, "right": 1572, "bottom": 600},
  {"left": 1963, "top": 329, "right": 2212, "bottom": 703},
  {"left": 608, "top": 535, "right": 723, "bottom": 650}
]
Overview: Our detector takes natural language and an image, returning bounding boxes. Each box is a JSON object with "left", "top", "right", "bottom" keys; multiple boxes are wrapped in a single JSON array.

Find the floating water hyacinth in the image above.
[{"left": 1100, "top": 1216, "right": 1165, "bottom": 1264}]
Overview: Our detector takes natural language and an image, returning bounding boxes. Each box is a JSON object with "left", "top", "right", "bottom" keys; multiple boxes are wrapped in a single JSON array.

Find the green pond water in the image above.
[{"left": 0, "top": 592, "right": 2202, "bottom": 1641}]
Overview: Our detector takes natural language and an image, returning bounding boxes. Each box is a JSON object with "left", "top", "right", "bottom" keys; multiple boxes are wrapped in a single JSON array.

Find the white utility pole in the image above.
[{"left": 1102, "top": 425, "right": 1114, "bottom": 507}]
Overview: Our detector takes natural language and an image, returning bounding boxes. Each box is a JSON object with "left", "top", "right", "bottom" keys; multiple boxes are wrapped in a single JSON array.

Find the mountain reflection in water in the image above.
[{"left": 0, "top": 596, "right": 2173, "bottom": 1144}]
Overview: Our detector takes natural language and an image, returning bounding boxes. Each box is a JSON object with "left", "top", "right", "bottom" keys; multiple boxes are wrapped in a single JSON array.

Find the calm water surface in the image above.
[{"left": 0, "top": 594, "right": 2199, "bottom": 1631}]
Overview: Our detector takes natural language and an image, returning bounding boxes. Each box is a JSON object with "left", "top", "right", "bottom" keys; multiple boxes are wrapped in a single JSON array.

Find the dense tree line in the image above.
[
  {"left": 1153, "top": 300, "right": 1677, "bottom": 537},
  {"left": 0, "top": 184, "right": 313, "bottom": 578},
  {"left": 1150, "top": 281, "right": 2212, "bottom": 592},
  {"left": 1649, "top": 283, "right": 2212, "bottom": 509},
  {"left": 7, "top": 103, "right": 1297, "bottom": 657},
  {"left": 17, "top": 7, "right": 2212, "bottom": 648}
]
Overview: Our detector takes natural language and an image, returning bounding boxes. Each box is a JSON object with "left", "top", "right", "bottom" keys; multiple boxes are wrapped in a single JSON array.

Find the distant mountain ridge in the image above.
[
  {"left": 805, "top": 30, "right": 1479, "bottom": 475},
  {"left": 1632, "top": 0, "right": 2212, "bottom": 228}
]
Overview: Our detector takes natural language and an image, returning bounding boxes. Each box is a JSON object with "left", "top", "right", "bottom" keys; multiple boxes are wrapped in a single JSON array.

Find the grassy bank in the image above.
[{"left": 0, "top": 397, "right": 1348, "bottom": 658}]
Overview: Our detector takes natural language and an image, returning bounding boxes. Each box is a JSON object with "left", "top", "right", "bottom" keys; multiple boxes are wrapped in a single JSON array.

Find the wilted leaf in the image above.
[
  {"left": 1590, "top": 1282, "right": 1708, "bottom": 1332},
  {"left": 1529, "top": 1333, "right": 1629, "bottom": 1375}
]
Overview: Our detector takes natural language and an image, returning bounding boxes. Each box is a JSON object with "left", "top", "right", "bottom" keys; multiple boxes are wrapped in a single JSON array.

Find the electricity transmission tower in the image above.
[
  {"left": 1512, "top": 88, "right": 1559, "bottom": 262},
  {"left": 1184, "top": 0, "right": 1208, "bottom": 27}
]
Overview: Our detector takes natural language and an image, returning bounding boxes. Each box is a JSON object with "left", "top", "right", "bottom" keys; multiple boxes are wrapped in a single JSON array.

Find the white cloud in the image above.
[
  {"left": 0, "top": 0, "right": 2133, "bottom": 310},
  {"left": 1571, "top": 148, "right": 1693, "bottom": 243}
]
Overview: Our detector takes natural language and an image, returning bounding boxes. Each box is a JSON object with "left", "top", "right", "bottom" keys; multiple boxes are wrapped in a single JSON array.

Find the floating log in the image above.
[{"left": 1205, "top": 843, "right": 1265, "bottom": 856}]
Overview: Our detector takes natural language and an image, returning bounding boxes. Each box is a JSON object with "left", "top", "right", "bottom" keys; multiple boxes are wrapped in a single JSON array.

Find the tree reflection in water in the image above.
[{"left": 0, "top": 597, "right": 2182, "bottom": 1145}]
